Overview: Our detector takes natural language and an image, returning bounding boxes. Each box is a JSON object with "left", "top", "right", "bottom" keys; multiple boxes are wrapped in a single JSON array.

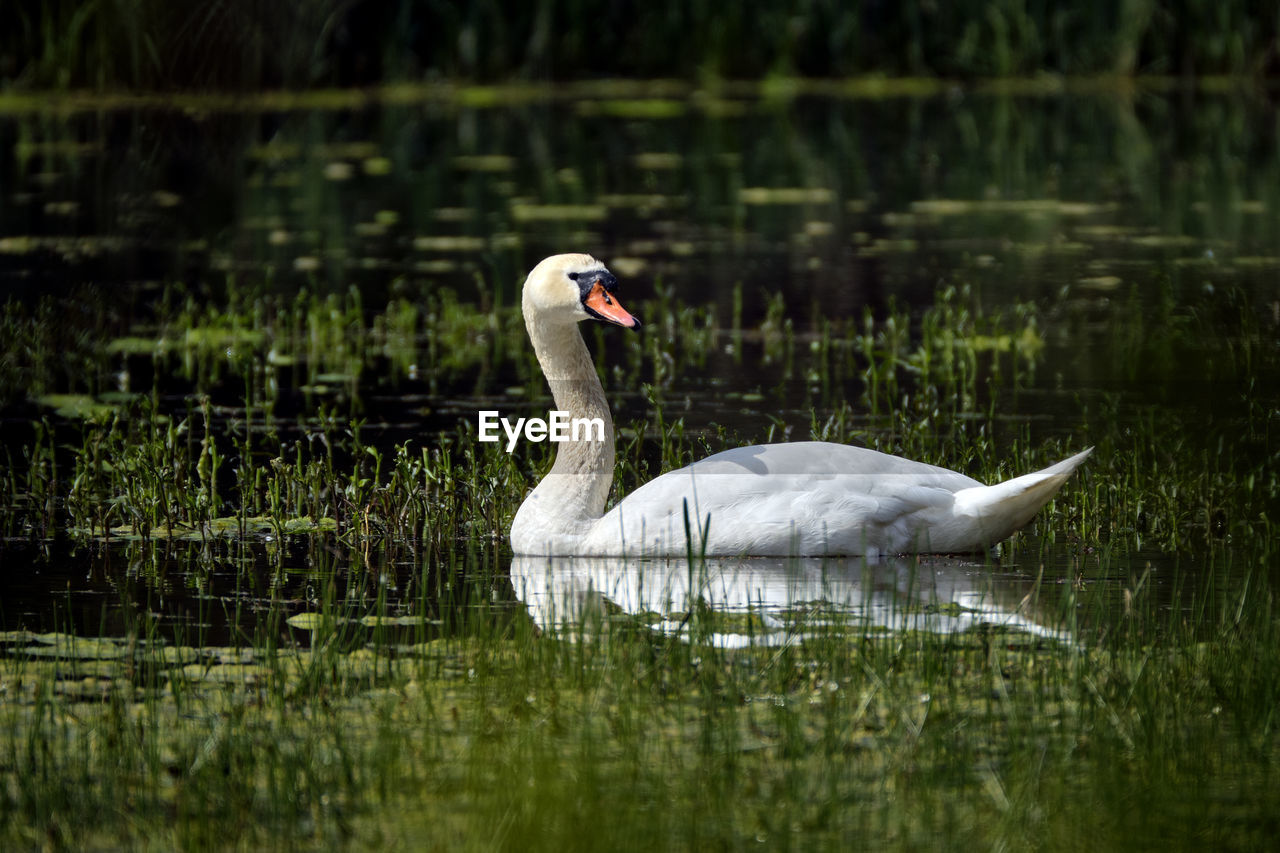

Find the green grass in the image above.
[
  {"left": 1, "top": 541, "right": 1277, "bottom": 850},
  {"left": 1, "top": 271, "right": 1278, "bottom": 849},
  {"left": 1, "top": 273, "right": 1274, "bottom": 553},
  {"left": 3, "top": 55, "right": 1278, "bottom": 851}
]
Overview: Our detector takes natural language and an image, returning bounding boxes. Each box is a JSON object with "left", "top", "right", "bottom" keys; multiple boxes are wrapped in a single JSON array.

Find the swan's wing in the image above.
[
  {"left": 687, "top": 441, "right": 982, "bottom": 486},
  {"left": 583, "top": 442, "right": 982, "bottom": 556}
]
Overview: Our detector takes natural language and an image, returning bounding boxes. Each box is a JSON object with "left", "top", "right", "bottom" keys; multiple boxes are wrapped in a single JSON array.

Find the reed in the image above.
[
  {"left": 4, "top": 1, "right": 1277, "bottom": 90},
  {"left": 1, "top": 533, "right": 1276, "bottom": 849},
  {"left": 2, "top": 270, "right": 1275, "bottom": 556},
  {"left": 1, "top": 259, "right": 1277, "bottom": 849}
]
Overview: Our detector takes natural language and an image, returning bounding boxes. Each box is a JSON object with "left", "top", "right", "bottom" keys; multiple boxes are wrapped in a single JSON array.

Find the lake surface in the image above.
[
  {"left": 3, "top": 80, "right": 1280, "bottom": 852},
  {"left": 1, "top": 81, "right": 1277, "bottom": 643}
]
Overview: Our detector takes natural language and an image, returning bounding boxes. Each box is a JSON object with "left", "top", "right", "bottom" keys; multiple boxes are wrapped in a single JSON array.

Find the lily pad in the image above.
[
  {"left": 413, "top": 235, "right": 486, "bottom": 252},
  {"left": 22, "top": 635, "right": 127, "bottom": 660},
  {"left": 510, "top": 203, "right": 607, "bottom": 222},
  {"left": 359, "top": 615, "right": 440, "bottom": 628},
  {"left": 287, "top": 613, "right": 333, "bottom": 631},
  {"left": 106, "top": 336, "right": 161, "bottom": 355},
  {"left": 147, "top": 645, "right": 204, "bottom": 666},
  {"left": 739, "top": 187, "right": 833, "bottom": 205},
  {"left": 178, "top": 663, "right": 271, "bottom": 685},
  {"left": 36, "top": 394, "right": 119, "bottom": 420}
]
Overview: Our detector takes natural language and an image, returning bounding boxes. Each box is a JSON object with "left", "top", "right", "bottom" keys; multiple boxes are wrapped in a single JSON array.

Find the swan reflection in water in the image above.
[{"left": 510, "top": 555, "right": 1071, "bottom": 648}]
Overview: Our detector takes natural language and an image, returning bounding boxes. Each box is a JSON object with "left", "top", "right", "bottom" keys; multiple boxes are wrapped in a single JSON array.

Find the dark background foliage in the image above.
[{"left": 1, "top": 0, "right": 1276, "bottom": 91}]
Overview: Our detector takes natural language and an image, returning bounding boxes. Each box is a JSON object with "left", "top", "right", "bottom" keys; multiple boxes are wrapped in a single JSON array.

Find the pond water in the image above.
[
  {"left": 1, "top": 83, "right": 1277, "bottom": 646},
  {"left": 3, "top": 80, "right": 1280, "bottom": 852}
]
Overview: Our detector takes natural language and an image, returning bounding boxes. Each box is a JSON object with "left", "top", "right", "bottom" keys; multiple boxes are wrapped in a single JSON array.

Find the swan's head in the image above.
[{"left": 522, "top": 253, "right": 641, "bottom": 329}]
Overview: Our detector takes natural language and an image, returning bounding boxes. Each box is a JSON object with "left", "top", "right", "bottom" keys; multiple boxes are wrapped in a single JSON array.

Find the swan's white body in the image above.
[{"left": 510, "top": 254, "right": 1091, "bottom": 559}]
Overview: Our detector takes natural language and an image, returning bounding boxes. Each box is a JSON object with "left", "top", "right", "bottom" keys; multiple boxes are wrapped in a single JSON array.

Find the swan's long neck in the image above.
[
  {"left": 513, "top": 315, "right": 615, "bottom": 543},
  {"left": 531, "top": 319, "right": 616, "bottom": 489}
]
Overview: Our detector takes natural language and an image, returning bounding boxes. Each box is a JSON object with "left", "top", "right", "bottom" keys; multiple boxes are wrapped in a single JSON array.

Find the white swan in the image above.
[{"left": 510, "top": 253, "right": 1091, "bottom": 558}]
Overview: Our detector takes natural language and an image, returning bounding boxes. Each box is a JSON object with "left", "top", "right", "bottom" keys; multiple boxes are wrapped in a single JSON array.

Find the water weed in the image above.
[
  {"left": 1, "top": 539, "right": 1276, "bottom": 849},
  {"left": 2, "top": 270, "right": 1274, "bottom": 557},
  {"left": 1, "top": 102, "right": 1277, "bottom": 847}
]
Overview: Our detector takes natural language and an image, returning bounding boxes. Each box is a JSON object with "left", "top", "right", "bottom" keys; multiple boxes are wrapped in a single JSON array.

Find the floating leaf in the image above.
[
  {"left": 22, "top": 636, "right": 127, "bottom": 660},
  {"left": 106, "top": 336, "right": 161, "bottom": 355},
  {"left": 739, "top": 187, "right": 833, "bottom": 205},
  {"left": 36, "top": 394, "right": 118, "bottom": 421},
  {"left": 412, "top": 235, "right": 486, "bottom": 251},
  {"left": 287, "top": 613, "right": 332, "bottom": 631},
  {"left": 178, "top": 663, "right": 270, "bottom": 685},
  {"left": 452, "top": 154, "right": 516, "bottom": 172},
  {"left": 148, "top": 645, "right": 203, "bottom": 666},
  {"left": 359, "top": 615, "right": 438, "bottom": 628},
  {"left": 509, "top": 203, "right": 607, "bottom": 222},
  {"left": 1077, "top": 275, "right": 1123, "bottom": 291}
]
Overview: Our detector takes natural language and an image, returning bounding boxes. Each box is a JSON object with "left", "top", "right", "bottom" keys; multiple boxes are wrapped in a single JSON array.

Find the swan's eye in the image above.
[{"left": 566, "top": 272, "right": 580, "bottom": 281}]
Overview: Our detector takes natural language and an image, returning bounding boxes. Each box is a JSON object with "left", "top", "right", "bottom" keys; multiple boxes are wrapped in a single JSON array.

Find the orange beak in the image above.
[{"left": 583, "top": 280, "right": 640, "bottom": 328}]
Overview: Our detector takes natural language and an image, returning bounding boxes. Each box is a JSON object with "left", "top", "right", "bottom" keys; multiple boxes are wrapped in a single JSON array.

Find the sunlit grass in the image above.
[
  {"left": 2, "top": 54, "right": 1279, "bottom": 848},
  {"left": 1, "top": 537, "right": 1277, "bottom": 850},
  {"left": 1, "top": 275, "right": 1275, "bottom": 555},
  {"left": 1, "top": 268, "right": 1278, "bottom": 848}
]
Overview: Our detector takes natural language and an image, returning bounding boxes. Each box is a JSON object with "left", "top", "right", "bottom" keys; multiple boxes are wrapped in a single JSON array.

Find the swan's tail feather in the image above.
[{"left": 954, "top": 447, "right": 1093, "bottom": 545}]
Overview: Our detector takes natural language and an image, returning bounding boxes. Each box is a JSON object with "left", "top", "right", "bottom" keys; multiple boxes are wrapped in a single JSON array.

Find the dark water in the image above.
[
  {"left": 2, "top": 85, "right": 1278, "bottom": 643},
  {"left": 5, "top": 91, "right": 1277, "bottom": 305}
]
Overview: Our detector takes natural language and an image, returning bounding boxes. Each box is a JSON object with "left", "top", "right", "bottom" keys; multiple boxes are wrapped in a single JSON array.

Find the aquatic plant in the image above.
[
  {"left": 0, "top": 71, "right": 1276, "bottom": 851},
  {"left": 0, "top": 264, "right": 1277, "bottom": 849},
  {"left": 2, "top": 265, "right": 1272, "bottom": 565},
  {"left": 3, "top": 1, "right": 1276, "bottom": 90},
  {"left": 1, "top": 530, "right": 1277, "bottom": 849}
]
